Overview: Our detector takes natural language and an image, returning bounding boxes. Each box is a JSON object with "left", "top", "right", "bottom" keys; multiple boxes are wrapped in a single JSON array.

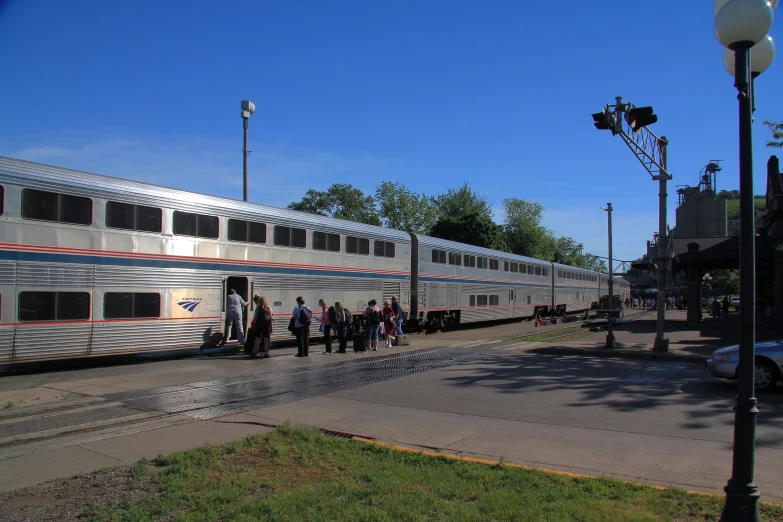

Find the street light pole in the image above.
[
  {"left": 602, "top": 203, "right": 614, "bottom": 348},
  {"left": 713, "top": 0, "right": 775, "bottom": 519},
  {"left": 240, "top": 100, "right": 256, "bottom": 202}
]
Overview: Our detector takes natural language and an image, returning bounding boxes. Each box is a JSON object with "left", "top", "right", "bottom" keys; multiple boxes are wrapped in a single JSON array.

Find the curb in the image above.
[{"left": 527, "top": 346, "right": 707, "bottom": 363}]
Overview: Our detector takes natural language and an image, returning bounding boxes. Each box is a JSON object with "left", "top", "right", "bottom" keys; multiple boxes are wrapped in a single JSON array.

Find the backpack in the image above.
[
  {"left": 366, "top": 307, "right": 381, "bottom": 326},
  {"left": 298, "top": 305, "right": 312, "bottom": 326},
  {"left": 258, "top": 307, "right": 272, "bottom": 328}
]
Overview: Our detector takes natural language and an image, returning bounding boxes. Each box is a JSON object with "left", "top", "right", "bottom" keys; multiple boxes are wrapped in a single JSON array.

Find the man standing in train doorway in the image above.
[{"left": 220, "top": 288, "right": 249, "bottom": 346}]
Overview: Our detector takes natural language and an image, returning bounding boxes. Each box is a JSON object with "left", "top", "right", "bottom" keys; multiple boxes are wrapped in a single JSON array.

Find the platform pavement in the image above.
[
  {"left": 2, "top": 311, "right": 780, "bottom": 498},
  {"left": 529, "top": 309, "right": 783, "bottom": 362}
]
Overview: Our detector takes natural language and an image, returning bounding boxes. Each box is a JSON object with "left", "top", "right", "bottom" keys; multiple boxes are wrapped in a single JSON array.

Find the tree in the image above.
[
  {"left": 501, "top": 198, "right": 557, "bottom": 260},
  {"left": 432, "top": 183, "right": 492, "bottom": 220},
  {"left": 287, "top": 184, "right": 381, "bottom": 226},
  {"left": 429, "top": 212, "right": 508, "bottom": 251},
  {"left": 718, "top": 189, "right": 740, "bottom": 200},
  {"left": 763, "top": 120, "right": 783, "bottom": 148},
  {"left": 375, "top": 181, "right": 438, "bottom": 234},
  {"left": 583, "top": 254, "right": 608, "bottom": 273},
  {"left": 709, "top": 269, "right": 739, "bottom": 296}
]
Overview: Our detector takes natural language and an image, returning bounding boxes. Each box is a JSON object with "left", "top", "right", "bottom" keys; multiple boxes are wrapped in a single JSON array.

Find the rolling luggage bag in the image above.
[
  {"left": 393, "top": 335, "right": 410, "bottom": 347},
  {"left": 353, "top": 333, "right": 366, "bottom": 352}
]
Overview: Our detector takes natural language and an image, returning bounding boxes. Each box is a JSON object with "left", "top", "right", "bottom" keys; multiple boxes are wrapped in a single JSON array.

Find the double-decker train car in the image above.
[{"left": 0, "top": 156, "right": 629, "bottom": 363}]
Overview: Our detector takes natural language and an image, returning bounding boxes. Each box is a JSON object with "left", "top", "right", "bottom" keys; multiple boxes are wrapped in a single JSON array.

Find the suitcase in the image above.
[
  {"left": 393, "top": 335, "right": 410, "bottom": 347},
  {"left": 353, "top": 333, "right": 366, "bottom": 352}
]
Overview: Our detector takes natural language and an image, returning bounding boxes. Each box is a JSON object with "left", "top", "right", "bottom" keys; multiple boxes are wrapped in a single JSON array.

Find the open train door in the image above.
[{"left": 223, "top": 276, "right": 253, "bottom": 342}]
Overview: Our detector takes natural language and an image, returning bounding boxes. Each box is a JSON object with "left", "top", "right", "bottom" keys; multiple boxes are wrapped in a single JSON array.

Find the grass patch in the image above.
[{"left": 9, "top": 424, "right": 783, "bottom": 521}]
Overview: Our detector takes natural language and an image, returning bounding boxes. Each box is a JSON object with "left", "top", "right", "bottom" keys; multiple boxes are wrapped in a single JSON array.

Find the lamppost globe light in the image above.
[
  {"left": 723, "top": 35, "right": 776, "bottom": 75},
  {"left": 714, "top": 0, "right": 731, "bottom": 14},
  {"left": 241, "top": 100, "right": 255, "bottom": 115},
  {"left": 715, "top": 0, "right": 774, "bottom": 48}
]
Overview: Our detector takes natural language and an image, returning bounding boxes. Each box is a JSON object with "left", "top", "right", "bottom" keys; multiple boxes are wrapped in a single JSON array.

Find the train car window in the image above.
[
  {"left": 346, "top": 236, "right": 370, "bottom": 255},
  {"left": 197, "top": 215, "right": 219, "bottom": 239},
  {"left": 107, "top": 202, "right": 162, "bottom": 233},
  {"left": 521, "top": 264, "right": 527, "bottom": 274},
  {"left": 431, "top": 249, "right": 446, "bottom": 264},
  {"left": 228, "top": 218, "right": 267, "bottom": 244},
  {"left": 534, "top": 266, "right": 541, "bottom": 276},
  {"left": 503, "top": 261, "right": 509, "bottom": 272},
  {"left": 107, "top": 201, "right": 134, "bottom": 230},
  {"left": 477, "top": 295, "right": 488, "bottom": 306},
  {"left": 313, "top": 231, "right": 340, "bottom": 252},
  {"left": 173, "top": 211, "right": 218, "bottom": 239},
  {"left": 527, "top": 295, "right": 532, "bottom": 305},
  {"left": 543, "top": 268, "right": 548, "bottom": 277},
  {"left": 464, "top": 255, "right": 476, "bottom": 268},
  {"left": 0, "top": 185, "right": 4, "bottom": 215},
  {"left": 489, "top": 259, "right": 499, "bottom": 270},
  {"left": 22, "top": 189, "right": 92, "bottom": 225},
  {"left": 489, "top": 295, "right": 499, "bottom": 306},
  {"left": 558, "top": 270, "right": 563, "bottom": 278},
  {"left": 510, "top": 262, "right": 518, "bottom": 273},
  {"left": 477, "top": 257, "right": 488, "bottom": 269},
  {"left": 273, "top": 226, "right": 306, "bottom": 248},
  {"left": 173, "top": 211, "right": 198, "bottom": 236},
  {"left": 136, "top": 205, "right": 162, "bottom": 232},
  {"left": 374, "top": 241, "right": 395, "bottom": 258},
  {"left": 469, "top": 295, "right": 476, "bottom": 307},
  {"left": 449, "top": 252, "right": 461, "bottom": 265},
  {"left": 18, "top": 291, "right": 90, "bottom": 321},
  {"left": 104, "top": 292, "right": 161, "bottom": 319},
  {"left": 60, "top": 195, "right": 93, "bottom": 225}
]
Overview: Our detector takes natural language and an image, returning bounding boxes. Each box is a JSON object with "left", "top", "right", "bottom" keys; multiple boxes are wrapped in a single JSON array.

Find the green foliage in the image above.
[
  {"left": 717, "top": 189, "right": 740, "bottom": 200},
  {"left": 375, "top": 181, "right": 438, "bottom": 234},
  {"left": 708, "top": 269, "right": 739, "bottom": 295},
  {"left": 763, "top": 119, "right": 783, "bottom": 148},
  {"left": 75, "top": 426, "right": 782, "bottom": 521},
  {"left": 501, "top": 198, "right": 557, "bottom": 260},
  {"left": 725, "top": 197, "right": 765, "bottom": 221},
  {"left": 431, "top": 182, "right": 492, "bottom": 220},
  {"left": 429, "top": 212, "right": 508, "bottom": 251},
  {"left": 287, "top": 184, "right": 381, "bottom": 226}
]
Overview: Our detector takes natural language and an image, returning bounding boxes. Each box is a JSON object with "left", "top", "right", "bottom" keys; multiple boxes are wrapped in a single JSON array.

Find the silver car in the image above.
[{"left": 706, "top": 340, "right": 783, "bottom": 391}]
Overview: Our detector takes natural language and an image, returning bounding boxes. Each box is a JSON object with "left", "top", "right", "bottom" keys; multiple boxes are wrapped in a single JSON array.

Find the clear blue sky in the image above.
[{"left": 1, "top": 0, "right": 781, "bottom": 262}]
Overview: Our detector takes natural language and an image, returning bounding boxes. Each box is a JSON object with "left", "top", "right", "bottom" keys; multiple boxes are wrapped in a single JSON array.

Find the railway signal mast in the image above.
[{"left": 592, "top": 97, "right": 671, "bottom": 352}]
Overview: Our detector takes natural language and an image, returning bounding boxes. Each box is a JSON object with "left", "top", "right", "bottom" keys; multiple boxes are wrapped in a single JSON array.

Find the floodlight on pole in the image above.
[{"left": 241, "top": 100, "right": 256, "bottom": 202}]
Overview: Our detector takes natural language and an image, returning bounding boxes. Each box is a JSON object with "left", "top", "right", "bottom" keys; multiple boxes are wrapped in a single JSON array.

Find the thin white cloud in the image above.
[{"left": 12, "top": 140, "right": 142, "bottom": 161}]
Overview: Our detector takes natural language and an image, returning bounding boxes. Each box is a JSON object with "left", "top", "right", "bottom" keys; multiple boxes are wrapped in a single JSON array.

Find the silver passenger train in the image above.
[{"left": 0, "top": 157, "right": 629, "bottom": 363}]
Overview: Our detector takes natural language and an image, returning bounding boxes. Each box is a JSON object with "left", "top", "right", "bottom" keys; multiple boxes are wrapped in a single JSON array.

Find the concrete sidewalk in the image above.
[{"left": 528, "top": 310, "right": 783, "bottom": 363}]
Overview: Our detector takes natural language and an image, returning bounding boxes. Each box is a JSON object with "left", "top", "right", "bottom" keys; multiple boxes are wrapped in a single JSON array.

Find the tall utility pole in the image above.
[
  {"left": 592, "top": 97, "right": 670, "bottom": 351},
  {"left": 602, "top": 203, "right": 614, "bottom": 348},
  {"left": 240, "top": 100, "right": 255, "bottom": 202}
]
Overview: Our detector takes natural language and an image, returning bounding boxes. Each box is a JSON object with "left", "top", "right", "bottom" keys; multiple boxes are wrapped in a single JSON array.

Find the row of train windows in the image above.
[
  {"left": 9, "top": 188, "right": 396, "bottom": 257},
  {"left": 431, "top": 249, "right": 548, "bottom": 277},
  {"left": 17, "top": 292, "right": 160, "bottom": 322},
  {"left": 558, "top": 270, "right": 598, "bottom": 282},
  {"left": 468, "top": 295, "right": 500, "bottom": 306}
]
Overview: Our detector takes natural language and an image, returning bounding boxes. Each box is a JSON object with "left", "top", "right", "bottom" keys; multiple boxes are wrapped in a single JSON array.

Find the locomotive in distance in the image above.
[{"left": 0, "top": 156, "right": 629, "bottom": 363}]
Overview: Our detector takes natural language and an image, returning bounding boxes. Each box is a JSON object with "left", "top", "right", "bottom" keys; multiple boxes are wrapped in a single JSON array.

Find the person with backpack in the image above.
[
  {"left": 363, "top": 299, "right": 382, "bottom": 351},
  {"left": 249, "top": 295, "right": 274, "bottom": 358},
  {"left": 333, "top": 302, "right": 350, "bottom": 353},
  {"left": 292, "top": 296, "right": 312, "bottom": 357},
  {"left": 391, "top": 295, "right": 404, "bottom": 338},
  {"left": 318, "top": 298, "right": 334, "bottom": 355}
]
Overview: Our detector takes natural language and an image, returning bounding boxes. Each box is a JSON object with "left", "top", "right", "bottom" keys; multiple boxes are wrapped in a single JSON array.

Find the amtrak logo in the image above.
[{"left": 177, "top": 300, "right": 202, "bottom": 312}]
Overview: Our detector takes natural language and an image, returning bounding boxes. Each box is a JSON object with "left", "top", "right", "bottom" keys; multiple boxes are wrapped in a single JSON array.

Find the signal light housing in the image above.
[
  {"left": 625, "top": 105, "right": 658, "bottom": 133},
  {"left": 592, "top": 109, "right": 617, "bottom": 134}
]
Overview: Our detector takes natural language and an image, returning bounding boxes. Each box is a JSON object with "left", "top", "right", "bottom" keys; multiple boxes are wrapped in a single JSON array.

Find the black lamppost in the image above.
[{"left": 713, "top": 0, "right": 776, "bottom": 519}]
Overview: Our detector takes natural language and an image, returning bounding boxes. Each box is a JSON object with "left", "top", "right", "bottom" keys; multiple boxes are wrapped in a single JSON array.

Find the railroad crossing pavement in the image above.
[{"left": 1, "top": 312, "right": 782, "bottom": 502}]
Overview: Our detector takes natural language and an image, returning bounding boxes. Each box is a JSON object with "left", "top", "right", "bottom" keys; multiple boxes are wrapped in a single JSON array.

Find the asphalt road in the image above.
[{"left": 229, "top": 349, "right": 783, "bottom": 501}]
